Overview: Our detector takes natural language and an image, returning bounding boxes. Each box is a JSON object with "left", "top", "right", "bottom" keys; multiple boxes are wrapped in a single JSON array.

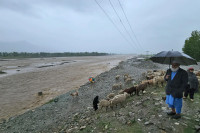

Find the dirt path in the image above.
[{"left": 0, "top": 55, "right": 134, "bottom": 120}]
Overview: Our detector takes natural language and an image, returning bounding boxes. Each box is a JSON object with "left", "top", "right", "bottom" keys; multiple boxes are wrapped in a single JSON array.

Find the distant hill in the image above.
[{"left": 0, "top": 41, "right": 41, "bottom": 52}]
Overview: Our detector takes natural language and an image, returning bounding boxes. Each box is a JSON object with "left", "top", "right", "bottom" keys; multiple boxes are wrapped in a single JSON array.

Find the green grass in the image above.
[
  {"left": 183, "top": 127, "right": 195, "bottom": 133},
  {"left": 45, "top": 99, "right": 55, "bottom": 104},
  {"left": 183, "top": 117, "right": 197, "bottom": 133},
  {"left": 115, "top": 121, "right": 143, "bottom": 133},
  {"left": 195, "top": 92, "right": 200, "bottom": 99}
]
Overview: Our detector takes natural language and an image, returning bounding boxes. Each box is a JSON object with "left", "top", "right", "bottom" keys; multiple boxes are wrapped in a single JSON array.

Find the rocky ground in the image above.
[{"left": 0, "top": 58, "right": 200, "bottom": 133}]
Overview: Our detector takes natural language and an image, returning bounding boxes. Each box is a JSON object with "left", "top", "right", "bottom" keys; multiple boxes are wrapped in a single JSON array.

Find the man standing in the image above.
[
  {"left": 183, "top": 67, "right": 199, "bottom": 101},
  {"left": 164, "top": 60, "right": 188, "bottom": 119}
]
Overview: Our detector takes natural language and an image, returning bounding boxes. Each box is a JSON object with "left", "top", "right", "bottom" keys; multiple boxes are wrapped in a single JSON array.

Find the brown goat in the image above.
[
  {"left": 136, "top": 82, "right": 148, "bottom": 96},
  {"left": 123, "top": 86, "right": 137, "bottom": 96}
]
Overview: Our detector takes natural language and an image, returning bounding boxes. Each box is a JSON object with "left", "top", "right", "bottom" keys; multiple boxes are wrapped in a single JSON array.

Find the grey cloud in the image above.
[
  {"left": 0, "top": 0, "right": 200, "bottom": 54},
  {"left": 0, "top": 0, "right": 97, "bottom": 15},
  {"left": 0, "top": 0, "right": 38, "bottom": 17}
]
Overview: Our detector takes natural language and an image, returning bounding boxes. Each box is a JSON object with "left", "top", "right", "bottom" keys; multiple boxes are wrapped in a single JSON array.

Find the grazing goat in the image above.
[
  {"left": 93, "top": 96, "right": 99, "bottom": 111},
  {"left": 115, "top": 75, "right": 120, "bottom": 80},
  {"left": 123, "top": 86, "right": 137, "bottom": 96},
  {"left": 136, "top": 82, "right": 148, "bottom": 96},
  {"left": 110, "top": 92, "right": 129, "bottom": 109},
  {"left": 125, "top": 77, "right": 134, "bottom": 84},
  {"left": 154, "top": 76, "right": 165, "bottom": 87},
  {"left": 195, "top": 71, "right": 200, "bottom": 76},
  {"left": 107, "top": 93, "right": 115, "bottom": 100},
  {"left": 112, "top": 83, "right": 122, "bottom": 90},
  {"left": 118, "top": 89, "right": 124, "bottom": 94},
  {"left": 147, "top": 79, "right": 156, "bottom": 86},
  {"left": 98, "top": 99, "right": 110, "bottom": 111},
  {"left": 146, "top": 74, "right": 155, "bottom": 80},
  {"left": 123, "top": 74, "right": 130, "bottom": 81}
]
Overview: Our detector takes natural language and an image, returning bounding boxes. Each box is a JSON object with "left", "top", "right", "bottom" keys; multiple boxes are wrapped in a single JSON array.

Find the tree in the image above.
[{"left": 182, "top": 30, "right": 200, "bottom": 61}]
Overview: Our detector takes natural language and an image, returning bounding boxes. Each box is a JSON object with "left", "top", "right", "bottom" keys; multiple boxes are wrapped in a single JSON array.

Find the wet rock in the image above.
[
  {"left": 79, "top": 119, "right": 84, "bottom": 125},
  {"left": 87, "top": 107, "right": 93, "bottom": 111},
  {"left": 86, "top": 117, "right": 90, "bottom": 121},
  {"left": 183, "top": 116, "right": 191, "bottom": 120},
  {"left": 67, "top": 127, "right": 77, "bottom": 133},
  {"left": 181, "top": 123, "right": 188, "bottom": 126},
  {"left": 112, "top": 112, "right": 116, "bottom": 117},
  {"left": 74, "top": 113, "right": 79, "bottom": 117},
  {"left": 144, "top": 121, "right": 151, "bottom": 125},
  {"left": 117, "top": 116, "right": 127, "bottom": 124},
  {"left": 195, "top": 125, "right": 200, "bottom": 131},
  {"left": 105, "top": 124, "right": 108, "bottom": 129},
  {"left": 151, "top": 92, "right": 158, "bottom": 95},
  {"left": 135, "top": 102, "right": 142, "bottom": 106},
  {"left": 128, "top": 112, "right": 135, "bottom": 118},
  {"left": 174, "top": 122, "right": 179, "bottom": 125},
  {"left": 119, "top": 111, "right": 124, "bottom": 116},
  {"left": 80, "top": 126, "right": 86, "bottom": 130},
  {"left": 150, "top": 115, "right": 155, "bottom": 119},
  {"left": 153, "top": 98, "right": 160, "bottom": 101},
  {"left": 138, "top": 109, "right": 143, "bottom": 116},
  {"left": 161, "top": 107, "right": 167, "bottom": 110}
]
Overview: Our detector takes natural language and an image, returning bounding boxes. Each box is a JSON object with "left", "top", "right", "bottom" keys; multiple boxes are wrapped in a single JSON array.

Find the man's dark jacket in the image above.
[
  {"left": 187, "top": 71, "right": 199, "bottom": 89},
  {"left": 164, "top": 68, "right": 188, "bottom": 98}
]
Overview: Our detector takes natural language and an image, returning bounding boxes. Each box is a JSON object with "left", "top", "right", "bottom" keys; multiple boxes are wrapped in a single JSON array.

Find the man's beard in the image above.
[{"left": 171, "top": 67, "right": 179, "bottom": 72}]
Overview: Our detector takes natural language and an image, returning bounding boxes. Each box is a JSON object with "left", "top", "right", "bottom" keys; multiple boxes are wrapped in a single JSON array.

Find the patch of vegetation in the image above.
[
  {"left": 0, "top": 70, "right": 6, "bottom": 74},
  {"left": 182, "top": 30, "right": 200, "bottom": 61},
  {"left": 183, "top": 127, "right": 195, "bottom": 133},
  {"left": 45, "top": 99, "right": 55, "bottom": 104},
  {"left": 0, "top": 52, "right": 110, "bottom": 59},
  {"left": 182, "top": 116, "right": 197, "bottom": 133},
  {"left": 115, "top": 121, "right": 143, "bottom": 133}
]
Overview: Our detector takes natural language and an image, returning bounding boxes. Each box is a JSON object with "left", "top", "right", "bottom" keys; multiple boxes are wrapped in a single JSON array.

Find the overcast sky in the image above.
[{"left": 0, "top": 0, "right": 200, "bottom": 54}]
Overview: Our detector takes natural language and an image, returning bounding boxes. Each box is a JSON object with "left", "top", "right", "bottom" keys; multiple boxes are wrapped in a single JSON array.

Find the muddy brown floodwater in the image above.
[{"left": 0, "top": 55, "right": 134, "bottom": 120}]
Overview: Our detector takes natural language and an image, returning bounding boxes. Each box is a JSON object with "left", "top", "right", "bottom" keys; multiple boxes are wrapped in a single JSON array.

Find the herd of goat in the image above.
[
  {"left": 95, "top": 70, "right": 166, "bottom": 111},
  {"left": 94, "top": 69, "right": 200, "bottom": 111},
  {"left": 70, "top": 69, "right": 200, "bottom": 111}
]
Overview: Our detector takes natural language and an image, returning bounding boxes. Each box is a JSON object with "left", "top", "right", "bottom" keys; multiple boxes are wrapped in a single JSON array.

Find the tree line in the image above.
[
  {"left": 0, "top": 52, "right": 110, "bottom": 58},
  {"left": 183, "top": 30, "right": 200, "bottom": 61}
]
